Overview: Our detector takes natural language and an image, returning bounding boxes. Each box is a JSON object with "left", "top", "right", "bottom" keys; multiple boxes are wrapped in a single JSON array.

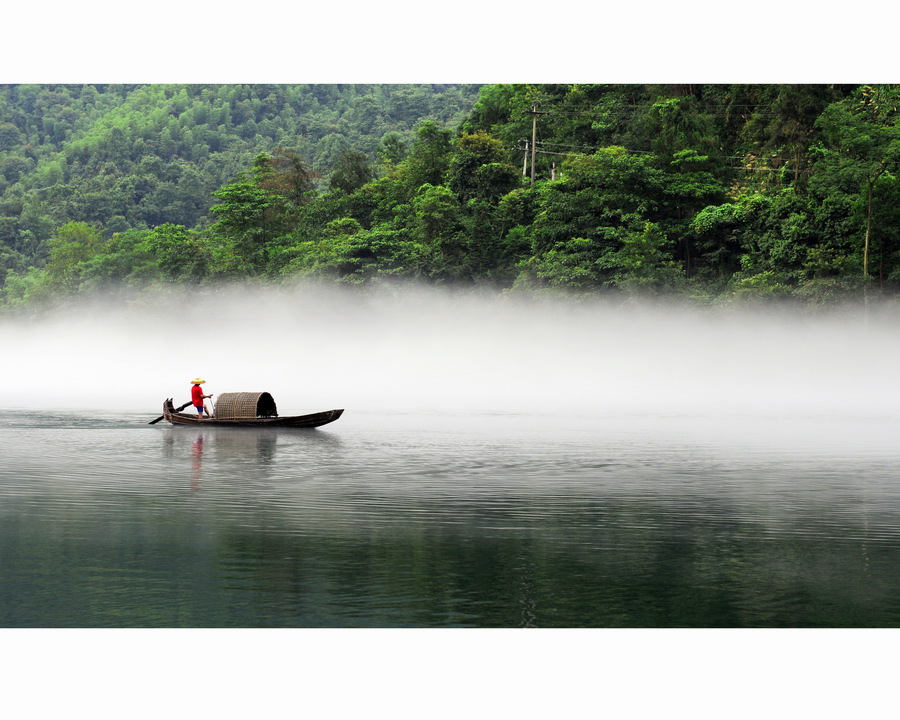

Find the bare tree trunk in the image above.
[
  {"left": 864, "top": 179, "right": 872, "bottom": 278},
  {"left": 864, "top": 179, "right": 874, "bottom": 318},
  {"left": 683, "top": 236, "right": 691, "bottom": 277}
]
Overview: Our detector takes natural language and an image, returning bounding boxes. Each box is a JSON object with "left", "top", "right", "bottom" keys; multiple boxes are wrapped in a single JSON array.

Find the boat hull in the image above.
[{"left": 162, "top": 399, "right": 343, "bottom": 428}]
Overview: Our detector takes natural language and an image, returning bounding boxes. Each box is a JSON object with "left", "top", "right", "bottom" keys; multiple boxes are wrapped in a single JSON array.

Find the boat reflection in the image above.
[{"left": 160, "top": 427, "right": 342, "bottom": 490}]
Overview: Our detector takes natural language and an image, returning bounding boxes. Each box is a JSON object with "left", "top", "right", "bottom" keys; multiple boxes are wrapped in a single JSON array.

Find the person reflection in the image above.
[
  {"left": 257, "top": 433, "right": 277, "bottom": 465},
  {"left": 191, "top": 433, "right": 204, "bottom": 491}
]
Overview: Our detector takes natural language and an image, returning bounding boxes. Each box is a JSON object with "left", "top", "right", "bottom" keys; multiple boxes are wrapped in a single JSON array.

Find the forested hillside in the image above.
[
  {"left": 0, "top": 84, "right": 477, "bottom": 270},
  {"left": 3, "top": 83, "right": 900, "bottom": 311}
]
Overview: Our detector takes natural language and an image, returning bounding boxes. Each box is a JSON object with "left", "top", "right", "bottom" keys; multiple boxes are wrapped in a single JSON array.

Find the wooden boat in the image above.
[{"left": 161, "top": 392, "right": 343, "bottom": 428}]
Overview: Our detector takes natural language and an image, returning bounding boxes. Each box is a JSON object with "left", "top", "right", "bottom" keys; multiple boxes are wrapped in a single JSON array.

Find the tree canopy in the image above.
[{"left": 4, "top": 83, "right": 900, "bottom": 312}]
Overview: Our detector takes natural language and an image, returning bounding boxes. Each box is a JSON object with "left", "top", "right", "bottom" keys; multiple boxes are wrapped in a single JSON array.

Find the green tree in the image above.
[
  {"left": 741, "top": 85, "right": 842, "bottom": 188},
  {"left": 144, "top": 224, "right": 212, "bottom": 282},
  {"left": 515, "top": 236, "right": 603, "bottom": 292},
  {"left": 254, "top": 148, "right": 316, "bottom": 205},
  {"left": 44, "top": 221, "right": 105, "bottom": 292},
  {"left": 638, "top": 95, "right": 719, "bottom": 163},
  {"left": 377, "top": 132, "right": 408, "bottom": 168},
  {"left": 283, "top": 217, "right": 425, "bottom": 284},
  {"left": 77, "top": 229, "right": 159, "bottom": 289},
  {"left": 330, "top": 148, "right": 373, "bottom": 194},
  {"left": 403, "top": 120, "right": 453, "bottom": 188},
  {"left": 412, "top": 183, "right": 464, "bottom": 278},
  {"left": 447, "top": 130, "right": 519, "bottom": 203},
  {"left": 529, "top": 147, "right": 663, "bottom": 256},
  {"left": 208, "top": 152, "right": 313, "bottom": 274},
  {"left": 0, "top": 122, "right": 25, "bottom": 149},
  {"left": 1, "top": 267, "right": 52, "bottom": 309},
  {"left": 815, "top": 86, "right": 900, "bottom": 288},
  {"left": 602, "top": 221, "right": 684, "bottom": 294}
]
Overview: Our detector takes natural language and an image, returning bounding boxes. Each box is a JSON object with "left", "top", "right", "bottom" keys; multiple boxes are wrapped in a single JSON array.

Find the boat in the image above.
[{"left": 160, "top": 392, "right": 344, "bottom": 428}]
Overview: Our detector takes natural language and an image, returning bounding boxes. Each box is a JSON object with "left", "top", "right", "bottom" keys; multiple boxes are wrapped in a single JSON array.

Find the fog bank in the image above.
[{"left": 2, "top": 284, "right": 898, "bottom": 418}]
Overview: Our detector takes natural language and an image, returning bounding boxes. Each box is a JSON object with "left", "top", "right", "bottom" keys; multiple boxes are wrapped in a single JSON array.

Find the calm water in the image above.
[{"left": 2, "top": 408, "right": 900, "bottom": 628}]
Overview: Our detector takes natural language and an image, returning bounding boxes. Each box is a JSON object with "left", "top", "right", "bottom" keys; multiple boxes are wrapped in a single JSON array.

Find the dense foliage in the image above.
[
  {"left": 0, "top": 84, "right": 476, "bottom": 276},
  {"left": 4, "top": 83, "right": 900, "bottom": 311}
]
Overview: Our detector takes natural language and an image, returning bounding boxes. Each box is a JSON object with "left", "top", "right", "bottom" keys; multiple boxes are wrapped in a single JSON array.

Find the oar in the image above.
[{"left": 148, "top": 400, "right": 193, "bottom": 425}]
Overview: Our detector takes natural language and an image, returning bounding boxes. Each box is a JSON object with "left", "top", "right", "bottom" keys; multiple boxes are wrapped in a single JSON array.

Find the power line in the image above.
[
  {"left": 513, "top": 103, "right": 808, "bottom": 180},
  {"left": 523, "top": 139, "right": 774, "bottom": 163},
  {"left": 524, "top": 145, "right": 797, "bottom": 173}
]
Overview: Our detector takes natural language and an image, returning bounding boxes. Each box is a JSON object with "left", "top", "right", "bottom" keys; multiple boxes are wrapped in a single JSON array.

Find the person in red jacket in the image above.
[{"left": 191, "top": 378, "right": 213, "bottom": 418}]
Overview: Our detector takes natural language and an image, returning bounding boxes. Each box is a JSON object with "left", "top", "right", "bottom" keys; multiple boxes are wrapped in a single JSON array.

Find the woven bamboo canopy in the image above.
[{"left": 213, "top": 392, "right": 278, "bottom": 420}]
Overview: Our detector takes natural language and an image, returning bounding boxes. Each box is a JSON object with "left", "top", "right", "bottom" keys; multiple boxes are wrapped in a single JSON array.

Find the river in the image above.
[{"left": 3, "top": 406, "right": 899, "bottom": 628}]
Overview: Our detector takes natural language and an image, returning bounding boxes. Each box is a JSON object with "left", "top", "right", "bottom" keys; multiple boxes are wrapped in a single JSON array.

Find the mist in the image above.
[{"left": 2, "top": 283, "right": 899, "bottom": 422}]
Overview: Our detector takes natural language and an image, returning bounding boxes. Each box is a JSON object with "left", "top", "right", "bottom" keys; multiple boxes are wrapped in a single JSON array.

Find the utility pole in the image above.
[
  {"left": 530, "top": 103, "right": 539, "bottom": 186},
  {"left": 523, "top": 103, "right": 543, "bottom": 186},
  {"left": 522, "top": 140, "right": 529, "bottom": 176}
]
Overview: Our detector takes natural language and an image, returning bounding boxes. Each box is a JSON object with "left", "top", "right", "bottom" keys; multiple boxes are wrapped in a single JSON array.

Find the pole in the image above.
[
  {"left": 523, "top": 140, "right": 529, "bottom": 176},
  {"left": 530, "top": 109, "right": 537, "bottom": 185}
]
